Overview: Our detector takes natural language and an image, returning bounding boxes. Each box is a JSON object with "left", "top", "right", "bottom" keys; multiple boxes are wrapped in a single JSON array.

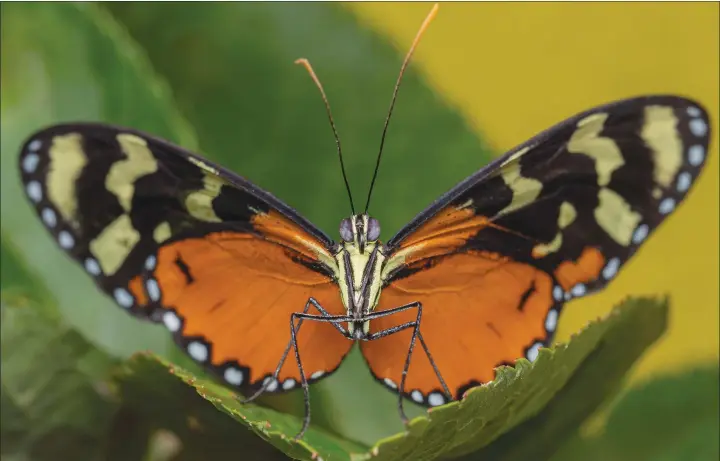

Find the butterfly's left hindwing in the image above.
[
  {"left": 19, "top": 124, "right": 352, "bottom": 393},
  {"left": 361, "top": 96, "right": 711, "bottom": 405}
]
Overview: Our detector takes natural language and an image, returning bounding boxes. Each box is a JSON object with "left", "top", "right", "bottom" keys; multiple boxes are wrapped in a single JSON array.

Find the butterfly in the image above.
[{"left": 17, "top": 5, "right": 711, "bottom": 439}]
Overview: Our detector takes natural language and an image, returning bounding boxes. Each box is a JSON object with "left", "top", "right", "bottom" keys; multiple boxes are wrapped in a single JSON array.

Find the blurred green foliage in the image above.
[
  {"left": 1, "top": 3, "right": 717, "bottom": 461},
  {"left": 550, "top": 366, "right": 720, "bottom": 461},
  {"left": 1, "top": 301, "right": 118, "bottom": 460}
]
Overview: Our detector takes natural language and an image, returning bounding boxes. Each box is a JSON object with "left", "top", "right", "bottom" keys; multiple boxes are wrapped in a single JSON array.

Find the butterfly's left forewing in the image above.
[
  {"left": 360, "top": 96, "right": 711, "bottom": 405},
  {"left": 19, "top": 124, "right": 352, "bottom": 393}
]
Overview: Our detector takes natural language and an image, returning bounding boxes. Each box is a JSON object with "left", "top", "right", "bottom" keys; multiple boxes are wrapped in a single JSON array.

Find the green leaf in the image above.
[
  {"left": 367, "top": 297, "right": 668, "bottom": 461},
  {"left": 551, "top": 365, "right": 720, "bottom": 461},
  {"left": 105, "top": 2, "right": 495, "bottom": 443},
  {"left": 114, "top": 353, "right": 368, "bottom": 461},
  {"left": 0, "top": 300, "right": 119, "bottom": 460},
  {"left": 110, "top": 297, "right": 668, "bottom": 461},
  {"left": 0, "top": 2, "right": 197, "bottom": 360}
]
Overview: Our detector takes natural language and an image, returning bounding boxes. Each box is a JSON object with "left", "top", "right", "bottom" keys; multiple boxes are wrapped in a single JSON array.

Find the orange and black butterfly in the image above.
[{"left": 17, "top": 7, "right": 712, "bottom": 439}]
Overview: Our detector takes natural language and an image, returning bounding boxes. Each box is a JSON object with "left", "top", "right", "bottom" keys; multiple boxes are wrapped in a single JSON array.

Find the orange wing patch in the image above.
[
  {"left": 127, "top": 275, "right": 148, "bottom": 307},
  {"left": 252, "top": 210, "right": 337, "bottom": 270},
  {"left": 362, "top": 251, "right": 557, "bottom": 403},
  {"left": 388, "top": 206, "right": 524, "bottom": 270},
  {"left": 396, "top": 206, "right": 490, "bottom": 251},
  {"left": 554, "top": 246, "right": 605, "bottom": 291},
  {"left": 148, "top": 231, "right": 351, "bottom": 391}
]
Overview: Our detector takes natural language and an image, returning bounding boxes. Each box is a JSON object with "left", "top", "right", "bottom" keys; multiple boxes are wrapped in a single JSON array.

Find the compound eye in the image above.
[
  {"left": 367, "top": 218, "right": 381, "bottom": 241},
  {"left": 339, "top": 218, "right": 354, "bottom": 242}
]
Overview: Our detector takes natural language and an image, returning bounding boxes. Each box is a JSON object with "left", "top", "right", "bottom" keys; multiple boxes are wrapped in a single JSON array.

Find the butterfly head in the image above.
[{"left": 339, "top": 214, "right": 381, "bottom": 253}]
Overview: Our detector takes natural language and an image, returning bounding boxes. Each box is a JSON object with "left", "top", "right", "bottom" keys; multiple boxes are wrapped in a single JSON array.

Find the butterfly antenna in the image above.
[
  {"left": 295, "top": 58, "right": 356, "bottom": 215},
  {"left": 364, "top": 3, "right": 439, "bottom": 213}
]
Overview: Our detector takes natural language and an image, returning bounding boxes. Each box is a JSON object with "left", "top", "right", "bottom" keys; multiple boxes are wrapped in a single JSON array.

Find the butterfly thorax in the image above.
[{"left": 335, "top": 214, "right": 386, "bottom": 339}]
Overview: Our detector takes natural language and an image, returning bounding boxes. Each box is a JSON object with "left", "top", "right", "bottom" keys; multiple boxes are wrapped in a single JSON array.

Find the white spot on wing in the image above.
[
  {"left": 688, "top": 145, "right": 705, "bottom": 166},
  {"left": 310, "top": 370, "right": 325, "bottom": 380},
  {"left": 689, "top": 119, "right": 708, "bottom": 137},
  {"left": 411, "top": 390, "right": 424, "bottom": 403},
  {"left": 113, "top": 288, "right": 134, "bottom": 308},
  {"left": 687, "top": 106, "right": 702, "bottom": 117},
  {"left": 527, "top": 342, "right": 542, "bottom": 362},
  {"left": 145, "top": 255, "right": 157, "bottom": 271},
  {"left": 545, "top": 309, "right": 558, "bottom": 332},
  {"left": 224, "top": 367, "right": 244, "bottom": 386},
  {"left": 22, "top": 153, "right": 40, "bottom": 173},
  {"left": 26, "top": 181, "right": 42, "bottom": 202},
  {"left": 571, "top": 283, "right": 586, "bottom": 297},
  {"left": 428, "top": 392, "right": 445, "bottom": 407},
  {"left": 163, "top": 311, "right": 181, "bottom": 332},
  {"left": 676, "top": 172, "right": 692, "bottom": 192},
  {"left": 58, "top": 231, "right": 74, "bottom": 249},
  {"left": 602, "top": 257, "right": 621, "bottom": 280},
  {"left": 146, "top": 279, "right": 160, "bottom": 302},
  {"left": 187, "top": 341, "right": 209, "bottom": 362},
  {"left": 658, "top": 197, "right": 676, "bottom": 215},
  {"left": 84, "top": 258, "right": 101, "bottom": 276},
  {"left": 632, "top": 224, "right": 649, "bottom": 244},
  {"left": 282, "top": 379, "right": 297, "bottom": 390},
  {"left": 553, "top": 285, "right": 564, "bottom": 302},
  {"left": 263, "top": 377, "right": 278, "bottom": 392},
  {"left": 41, "top": 208, "right": 57, "bottom": 228},
  {"left": 27, "top": 139, "right": 42, "bottom": 152},
  {"left": 383, "top": 378, "right": 397, "bottom": 389}
]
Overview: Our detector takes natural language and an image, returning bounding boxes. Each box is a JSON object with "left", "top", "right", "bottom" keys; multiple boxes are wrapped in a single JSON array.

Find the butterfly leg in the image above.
[
  {"left": 288, "top": 307, "right": 355, "bottom": 439},
  {"left": 240, "top": 297, "right": 350, "bottom": 404},
  {"left": 415, "top": 329, "right": 453, "bottom": 401},
  {"left": 364, "top": 302, "right": 452, "bottom": 424},
  {"left": 365, "top": 304, "right": 420, "bottom": 424},
  {"left": 241, "top": 297, "right": 353, "bottom": 439}
]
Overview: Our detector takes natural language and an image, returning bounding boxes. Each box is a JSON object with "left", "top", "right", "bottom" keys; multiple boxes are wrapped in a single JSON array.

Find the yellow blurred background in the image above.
[{"left": 351, "top": 2, "right": 719, "bottom": 395}]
